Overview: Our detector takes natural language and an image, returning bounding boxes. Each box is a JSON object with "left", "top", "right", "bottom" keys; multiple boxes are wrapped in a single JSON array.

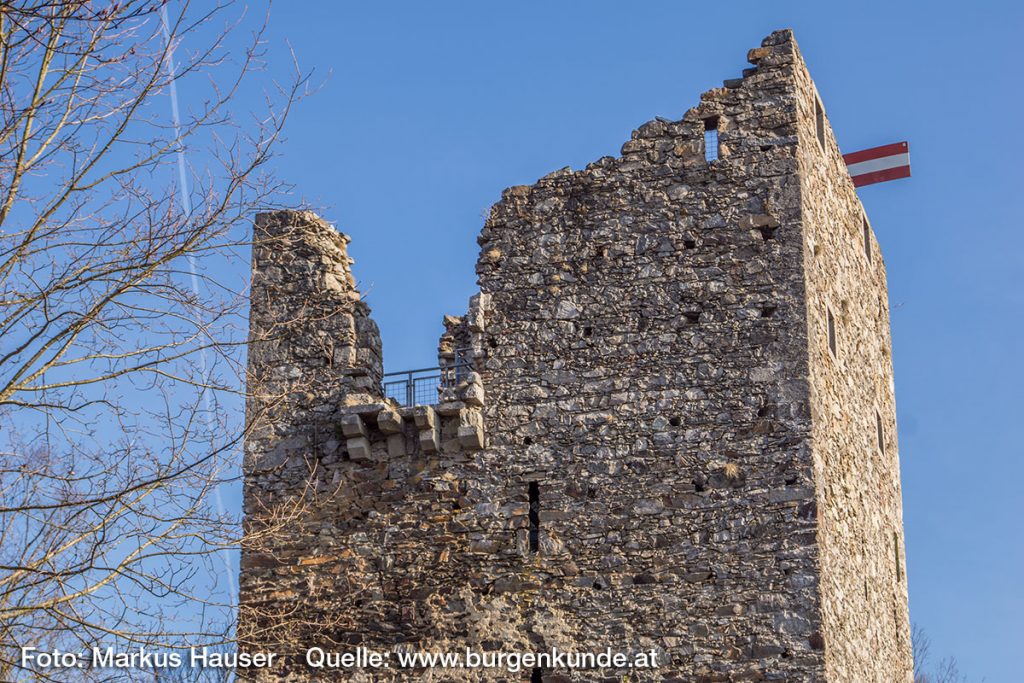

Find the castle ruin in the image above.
[{"left": 239, "top": 29, "right": 913, "bottom": 682}]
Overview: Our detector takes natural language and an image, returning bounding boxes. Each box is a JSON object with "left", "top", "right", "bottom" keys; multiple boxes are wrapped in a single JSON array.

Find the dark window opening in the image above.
[
  {"left": 760, "top": 305, "right": 777, "bottom": 318},
  {"left": 684, "top": 238, "right": 697, "bottom": 250},
  {"left": 531, "top": 667, "right": 543, "bottom": 683},
  {"left": 704, "top": 117, "right": 720, "bottom": 162},
  {"left": 863, "top": 217, "right": 872, "bottom": 263},
  {"left": 876, "top": 411, "right": 885, "bottom": 453},
  {"left": 524, "top": 436, "right": 533, "bottom": 446},
  {"left": 528, "top": 482, "right": 540, "bottom": 553},
  {"left": 669, "top": 416, "right": 681, "bottom": 427},
  {"left": 758, "top": 225, "right": 777, "bottom": 241},
  {"left": 683, "top": 310, "right": 701, "bottom": 324},
  {"left": 693, "top": 477, "right": 706, "bottom": 493},
  {"left": 893, "top": 532, "right": 902, "bottom": 583},
  {"left": 582, "top": 325, "right": 593, "bottom": 338},
  {"left": 826, "top": 308, "right": 837, "bottom": 358},
  {"left": 815, "top": 98, "right": 825, "bottom": 150},
  {"left": 591, "top": 579, "right": 604, "bottom": 590}
]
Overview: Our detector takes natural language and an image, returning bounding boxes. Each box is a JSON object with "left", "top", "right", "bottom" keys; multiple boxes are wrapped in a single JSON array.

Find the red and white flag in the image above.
[{"left": 843, "top": 142, "right": 911, "bottom": 187}]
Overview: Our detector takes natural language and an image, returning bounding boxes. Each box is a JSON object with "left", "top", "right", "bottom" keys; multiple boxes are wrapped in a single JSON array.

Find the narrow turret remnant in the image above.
[{"left": 239, "top": 29, "right": 912, "bottom": 682}]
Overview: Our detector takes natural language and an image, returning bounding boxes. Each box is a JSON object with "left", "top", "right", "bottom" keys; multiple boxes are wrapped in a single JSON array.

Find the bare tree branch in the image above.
[{"left": 0, "top": 1, "right": 311, "bottom": 679}]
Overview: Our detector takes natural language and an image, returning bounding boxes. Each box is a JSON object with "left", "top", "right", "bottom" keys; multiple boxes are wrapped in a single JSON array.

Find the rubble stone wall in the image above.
[
  {"left": 793, "top": 52, "right": 914, "bottom": 683},
  {"left": 238, "top": 30, "right": 912, "bottom": 683}
]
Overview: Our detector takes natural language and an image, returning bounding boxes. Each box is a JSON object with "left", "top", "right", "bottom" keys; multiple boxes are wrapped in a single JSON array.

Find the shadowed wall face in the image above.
[{"left": 239, "top": 30, "right": 912, "bottom": 683}]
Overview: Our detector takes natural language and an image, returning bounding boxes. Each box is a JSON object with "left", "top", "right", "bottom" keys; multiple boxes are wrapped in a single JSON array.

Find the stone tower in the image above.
[{"left": 239, "top": 29, "right": 912, "bottom": 682}]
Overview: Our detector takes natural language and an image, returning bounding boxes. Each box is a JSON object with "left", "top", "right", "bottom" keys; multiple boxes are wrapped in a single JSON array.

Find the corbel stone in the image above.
[
  {"left": 339, "top": 413, "right": 367, "bottom": 439},
  {"left": 376, "top": 405, "right": 403, "bottom": 434},
  {"left": 457, "top": 408, "right": 485, "bottom": 451},
  {"left": 347, "top": 402, "right": 388, "bottom": 419},
  {"left": 436, "top": 400, "right": 465, "bottom": 417},
  {"left": 414, "top": 405, "right": 440, "bottom": 453},
  {"left": 413, "top": 405, "right": 436, "bottom": 431},
  {"left": 461, "top": 372, "right": 484, "bottom": 407},
  {"left": 346, "top": 436, "right": 373, "bottom": 463}
]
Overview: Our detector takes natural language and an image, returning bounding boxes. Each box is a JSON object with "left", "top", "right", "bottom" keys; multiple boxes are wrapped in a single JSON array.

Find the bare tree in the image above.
[
  {"left": 0, "top": 1, "right": 305, "bottom": 679},
  {"left": 913, "top": 624, "right": 983, "bottom": 683}
]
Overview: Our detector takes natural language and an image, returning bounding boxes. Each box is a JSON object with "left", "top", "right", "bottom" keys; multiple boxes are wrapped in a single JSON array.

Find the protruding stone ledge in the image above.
[
  {"left": 458, "top": 408, "right": 485, "bottom": 451},
  {"left": 376, "top": 405, "right": 403, "bottom": 433},
  {"left": 412, "top": 405, "right": 440, "bottom": 453},
  {"left": 335, "top": 391, "right": 485, "bottom": 461}
]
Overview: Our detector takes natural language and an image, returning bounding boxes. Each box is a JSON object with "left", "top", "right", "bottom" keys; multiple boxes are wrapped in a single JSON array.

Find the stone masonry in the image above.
[{"left": 239, "top": 29, "right": 912, "bottom": 682}]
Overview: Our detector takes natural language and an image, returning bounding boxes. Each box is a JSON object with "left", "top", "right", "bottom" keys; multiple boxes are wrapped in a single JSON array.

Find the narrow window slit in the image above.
[
  {"left": 876, "top": 411, "right": 885, "bottom": 453},
  {"left": 863, "top": 217, "right": 872, "bottom": 262},
  {"left": 826, "top": 308, "right": 837, "bottom": 358},
  {"left": 893, "top": 532, "right": 902, "bottom": 583},
  {"left": 703, "top": 117, "right": 720, "bottom": 162},
  {"left": 815, "top": 98, "right": 825, "bottom": 150},
  {"left": 528, "top": 482, "right": 540, "bottom": 553},
  {"left": 531, "top": 667, "right": 544, "bottom": 683}
]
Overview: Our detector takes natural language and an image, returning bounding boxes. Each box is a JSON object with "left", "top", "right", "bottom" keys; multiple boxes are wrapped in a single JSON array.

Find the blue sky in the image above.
[{"left": 232, "top": 2, "right": 1022, "bottom": 679}]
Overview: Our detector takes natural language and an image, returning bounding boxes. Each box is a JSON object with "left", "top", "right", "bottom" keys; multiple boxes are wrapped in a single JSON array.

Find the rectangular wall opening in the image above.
[
  {"left": 827, "top": 307, "right": 837, "bottom": 358},
  {"left": 528, "top": 482, "right": 540, "bottom": 553},
  {"left": 893, "top": 531, "right": 902, "bottom": 583},
  {"left": 863, "top": 217, "right": 872, "bottom": 263},
  {"left": 876, "top": 411, "right": 885, "bottom": 453},
  {"left": 704, "top": 117, "right": 719, "bottom": 162},
  {"left": 815, "top": 98, "right": 825, "bottom": 150}
]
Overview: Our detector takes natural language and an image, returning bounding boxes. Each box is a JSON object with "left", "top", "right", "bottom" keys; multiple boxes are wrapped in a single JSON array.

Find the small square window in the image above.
[
  {"left": 815, "top": 98, "right": 825, "bottom": 150},
  {"left": 826, "top": 307, "right": 837, "bottom": 358}
]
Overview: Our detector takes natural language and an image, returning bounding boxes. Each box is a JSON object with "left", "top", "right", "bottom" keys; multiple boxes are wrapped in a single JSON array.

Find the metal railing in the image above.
[
  {"left": 383, "top": 367, "right": 444, "bottom": 407},
  {"left": 383, "top": 349, "right": 473, "bottom": 407}
]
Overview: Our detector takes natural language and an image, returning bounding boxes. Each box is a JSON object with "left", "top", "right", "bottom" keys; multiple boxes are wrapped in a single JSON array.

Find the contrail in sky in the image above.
[{"left": 160, "top": 4, "right": 238, "bottom": 601}]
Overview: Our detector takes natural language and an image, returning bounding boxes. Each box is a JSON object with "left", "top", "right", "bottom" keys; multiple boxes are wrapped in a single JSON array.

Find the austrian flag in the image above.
[{"left": 843, "top": 142, "right": 911, "bottom": 187}]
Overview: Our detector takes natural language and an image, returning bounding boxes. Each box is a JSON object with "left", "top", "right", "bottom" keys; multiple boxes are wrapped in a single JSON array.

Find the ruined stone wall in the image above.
[
  {"left": 792, "top": 51, "right": 914, "bottom": 683},
  {"left": 238, "top": 30, "right": 912, "bottom": 683},
  {"left": 463, "top": 29, "right": 828, "bottom": 681},
  {"left": 240, "top": 211, "right": 386, "bottom": 654}
]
